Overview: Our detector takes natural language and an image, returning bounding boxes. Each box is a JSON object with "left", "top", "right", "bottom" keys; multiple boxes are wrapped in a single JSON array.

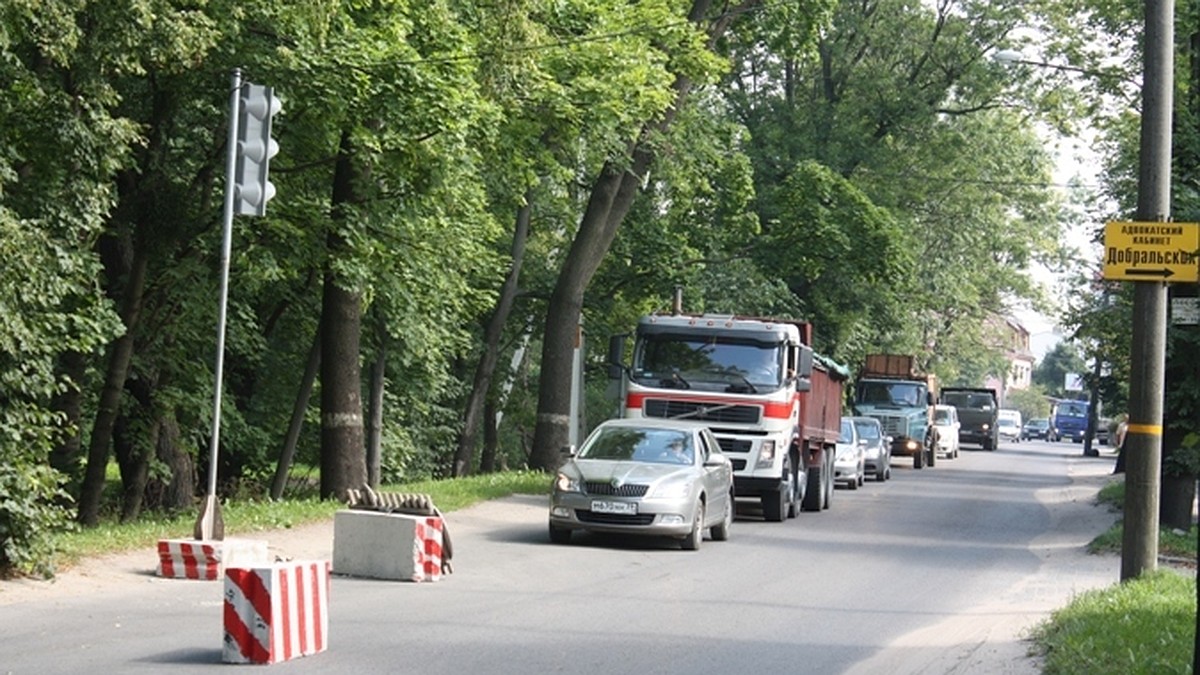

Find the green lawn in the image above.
[
  {"left": 1031, "top": 477, "right": 1197, "bottom": 674},
  {"left": 52, "top": 470, "right": 550, "bottom": 569}
]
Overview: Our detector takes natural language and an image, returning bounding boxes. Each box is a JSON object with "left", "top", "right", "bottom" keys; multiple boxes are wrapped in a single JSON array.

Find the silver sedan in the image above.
[{"left": 548, "top": 418, "right": 735, "bottom": 550}]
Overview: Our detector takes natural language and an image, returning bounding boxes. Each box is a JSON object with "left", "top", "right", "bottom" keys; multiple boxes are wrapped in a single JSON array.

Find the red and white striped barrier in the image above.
[
  {"left": 156, "top": 538, "right": 268, "bottom": 580},
  {"left": 413, "top": 516, "right": 444, "bottom": 582},
  {"left": 332, "top": 510, "right": 444, "bottom": 582},
  {"left": 223, "top": 560, "right": 331, "bottom": 664}
]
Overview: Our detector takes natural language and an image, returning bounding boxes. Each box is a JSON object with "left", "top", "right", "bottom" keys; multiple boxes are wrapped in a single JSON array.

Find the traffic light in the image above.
[{"left": 233, "top": 83, "right": 282, "bottom": 216}]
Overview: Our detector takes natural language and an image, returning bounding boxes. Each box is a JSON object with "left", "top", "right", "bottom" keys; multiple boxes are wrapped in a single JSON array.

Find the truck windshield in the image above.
[
  {"left": 942, "top": 391, "right": 994, "bottom": 410},
  {"left": 1058, "top": 401, "right": 1088, "bottom": 417},
  {"left": 632, "top": 334, "right": 783, "bottom": 390},
  {"left": 857, "top": 381, "right": 924, "bottom": 406}
]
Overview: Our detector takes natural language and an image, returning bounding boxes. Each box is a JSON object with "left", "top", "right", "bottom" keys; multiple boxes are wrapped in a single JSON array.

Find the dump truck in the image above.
[
  {"left": 852, "top": 354, "right": 938, "bottom": 469},
  {"left": 608, "top": 313, "right": 849, "bottom": 521},
  {"left": 940, "top": 387, "right": 1000, "bottom": 451}
]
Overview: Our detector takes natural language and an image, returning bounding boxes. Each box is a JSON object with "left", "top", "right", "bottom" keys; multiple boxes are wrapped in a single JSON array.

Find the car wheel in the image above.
[
  {"left": 711, "top": 492, "right": 732, "bottom": 542},
  {"left": 913, "top": 450, "right": 924, "bottom": 469},
  {"left": 682, "top": 501, "right": 704, "bottom": 551},
  {"left": 548, "top": 523, "right": 572, "bottom": 545},
  {"left": 848, "top": 474, "right": 859, "bottom": 490}
]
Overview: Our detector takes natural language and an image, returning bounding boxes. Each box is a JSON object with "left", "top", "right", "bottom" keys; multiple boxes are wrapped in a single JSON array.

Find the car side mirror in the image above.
[{"left": 560, "top": 445, "right": 577, "bottom": 458}]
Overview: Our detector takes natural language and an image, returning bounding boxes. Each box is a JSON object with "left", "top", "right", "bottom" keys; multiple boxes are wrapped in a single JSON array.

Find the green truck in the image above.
[
  {"left": 852, "top": 354, "right": 938, "bottom": 469},
  {"left": 940, "top": 387, "right": 1000, "bottom": 451}
]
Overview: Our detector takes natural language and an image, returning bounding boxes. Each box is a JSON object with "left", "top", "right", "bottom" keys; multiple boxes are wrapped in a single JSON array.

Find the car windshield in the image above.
[
  {"left": 1028, "top": 419, "right": 1048, "bottom": 429},
  {"left": 999, "top": 419, "right": 1017, "bottom": 427},
  {"left": 935, "top": 408, "right": 953, "bottom": 423},
  {"left": 578, "top": 427, "right": 695, "bottom": 465},
  {"left": 853, "top": 420, "right": 880, "bottom": 439},
  {"left": 839, "top": 419, "right": 855, "bottom": 443}
]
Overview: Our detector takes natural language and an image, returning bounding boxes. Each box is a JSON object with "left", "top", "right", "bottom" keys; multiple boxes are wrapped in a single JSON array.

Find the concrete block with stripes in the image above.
[
  {"left": 223, "top": 560, "right": 331, "bottom": 664},
  {"left": 156, "top": 538, "right": 269, "bottom": 580},
  {"left": 332, "top": 509, "right": 445, "bottom": 582}
]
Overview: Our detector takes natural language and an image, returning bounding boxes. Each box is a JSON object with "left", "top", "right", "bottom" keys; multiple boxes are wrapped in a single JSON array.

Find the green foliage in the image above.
[
  {"left": 1031, "top": 571, "right": 1196, "bottom": 675},
  {"left": 0, "top": 462, "right": 76, "bottom": 578},
  {"left": 1007, "top": 386, "right": 1052, "bottom": 422},
  {"left": 1035, "top": 342, "right": 1088, "bottom": 398}
]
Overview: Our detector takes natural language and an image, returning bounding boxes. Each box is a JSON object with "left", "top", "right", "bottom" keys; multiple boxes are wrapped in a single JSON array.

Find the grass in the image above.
[
  {"left": 1029, "top": 477, "right": 1197, "bottom": 674},
  {"left": 1089, "top": 478, "right": 1198, "bottom": 560},
  {"left": 1031, "top": 571, "right": 1196, "bottom": 675},
  {"left": 50, "top": 470, "right": 550, "bottom": 571}
]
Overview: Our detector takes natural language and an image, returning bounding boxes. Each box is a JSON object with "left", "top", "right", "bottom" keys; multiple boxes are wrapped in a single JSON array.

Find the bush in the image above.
[{"left": 0, "top": 461, "right": 75, "bottom": 578}]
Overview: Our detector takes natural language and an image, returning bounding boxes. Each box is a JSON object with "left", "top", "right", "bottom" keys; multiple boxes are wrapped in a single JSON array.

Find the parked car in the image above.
[
  {"left": 834, "top": 417, "right": 866, "bottom": 489},
  {"left": 1096, "top": 417, "right": 1112, "bottom": 445},
  {"left": 997, "top": 416, "right": 1022, "bottom": 444},
  {"left": 1022, "top": 418, "right": 1050, "bottom": 441},
  {"left": 548, "top": 418, "right": 735, "bottom": 550},
  {"left": 851, "top": 416, "right": 891, "bottom": 482},
  {"left": 933, "top": 404, "right": 960, "bottom": 459}
]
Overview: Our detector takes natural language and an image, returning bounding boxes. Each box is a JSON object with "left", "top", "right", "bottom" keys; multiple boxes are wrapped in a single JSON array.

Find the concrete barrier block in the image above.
[
  {"left": 332, "top": 510, "right": 443, "bottom": 582},
  {"left": 156, "top": 538, "right": 269, "bottom": 580},
  {"left": 223, "top": 560, "right": 331, "bottom": 664}
]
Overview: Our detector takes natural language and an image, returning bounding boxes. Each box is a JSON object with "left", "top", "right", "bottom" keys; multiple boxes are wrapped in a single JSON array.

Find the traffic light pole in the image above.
[
  {"left": 194, "top": 68, "right": 243, "bottom": 541},
  {"left": 1121, "top": 0, "right": 1172, "bottom": 581}
]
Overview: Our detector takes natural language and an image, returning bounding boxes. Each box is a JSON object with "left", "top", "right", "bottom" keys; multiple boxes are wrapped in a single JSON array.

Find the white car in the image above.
[
  {"left": 933, "top": 404, "right": 960, "bottom": 459},
  {"left": 834, "top": 417, "right": 866, "bottom": 489},
  {"left": 997, "top": 416, "right": 1022, "bottom": 444},
  {"left": 548, "top": 418, "right": 735, "bottom": 550}
]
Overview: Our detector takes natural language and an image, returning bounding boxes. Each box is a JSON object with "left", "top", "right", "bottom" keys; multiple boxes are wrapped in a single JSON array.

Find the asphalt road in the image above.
[{"left": 0, "top": 439, "right": 1122, "bottom": 674}]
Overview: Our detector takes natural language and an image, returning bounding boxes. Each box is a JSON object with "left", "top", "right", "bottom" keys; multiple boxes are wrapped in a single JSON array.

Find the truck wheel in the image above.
[
  {"left": 927, "top": 446, "right": 936, "bottom": 468},
  {"left": 785, "top": 456, "right": 799, "bottom": 519},
  {"left": 802, "top": 463, "right": 824, "bottom": 511},
  {"left": 822, "top": 452, "right": 834, "bottom": 510},
  {"left": 913, "top": 450, "right": 924, "bottom": 469}
]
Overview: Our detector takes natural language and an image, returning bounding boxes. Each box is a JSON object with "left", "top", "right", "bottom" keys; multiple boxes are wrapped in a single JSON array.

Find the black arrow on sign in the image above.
[{"left": 1124, "top": 268, "right": 1175, "bottom": 278}]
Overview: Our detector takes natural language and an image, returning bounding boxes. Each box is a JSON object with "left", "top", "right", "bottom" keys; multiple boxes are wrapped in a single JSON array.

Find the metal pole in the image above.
[
  {"left": 1121, "top": 0, "right": 1172, "bottom": 581},
  {"left": 194, "top": 68, "right": 242, "bottom": 541}
]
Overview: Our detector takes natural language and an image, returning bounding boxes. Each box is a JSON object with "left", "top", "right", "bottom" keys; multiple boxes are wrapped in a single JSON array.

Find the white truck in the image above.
[{"left": 607, "top": 313, "right": 848, "bottom": 521}]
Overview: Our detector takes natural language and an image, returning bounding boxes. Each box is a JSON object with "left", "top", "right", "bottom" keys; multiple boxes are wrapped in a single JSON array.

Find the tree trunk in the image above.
[
  {"left": 114, "top": 411, "right": 150, "bottom": 523},
  {"left": 270, "top": 320, "right": 321, "bottom": 500},
  {"left": 528, "top": 0, "right": 727, "bottom": 470},
  {"left": 320, "top": 130, "right": 368, "bottom": 500},
  {"left": 455, "top": 195, "right": 532, "bottom": 476},
  {"left": 77, "top": 246, "right": 148, "bottom": 526},
  {"left": 49, "top": 349, "right": 87, "bottom": 486},
  {"left": 481, "top": 396, "right": 500, "bottom": 473},
  {"left": 367, "top": 327, "right": 386, "bottom": 488},
  {"left": 151, "top": 412, "right": 194, "bottom": 510}
]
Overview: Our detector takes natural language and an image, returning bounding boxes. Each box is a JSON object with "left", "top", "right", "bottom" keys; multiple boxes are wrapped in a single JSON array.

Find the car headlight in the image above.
[
  {"left": 554, "top": 472, "right": 581, "bottom": 493},
  {"left": 755, "top": 439, "right": 777, "bottom": 469},
  {"left": 650, "top": 478, "right": 692, "bottom": 500}
]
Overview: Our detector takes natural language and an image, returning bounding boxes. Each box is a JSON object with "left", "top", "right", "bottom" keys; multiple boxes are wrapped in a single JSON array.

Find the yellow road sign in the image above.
[{"left": 1103, "top": 221, "right": 1199, "bottom": 282}]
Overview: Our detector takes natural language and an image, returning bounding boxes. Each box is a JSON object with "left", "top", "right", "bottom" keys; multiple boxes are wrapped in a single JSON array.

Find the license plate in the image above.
[{"left": 591, "top": 500, "right": 637, "bottom": 515}]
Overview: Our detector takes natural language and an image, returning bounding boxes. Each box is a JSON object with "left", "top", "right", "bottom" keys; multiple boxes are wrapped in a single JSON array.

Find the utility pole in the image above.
[{"left": 1121, "top": 0, "right": 1173, "bottom": 581}]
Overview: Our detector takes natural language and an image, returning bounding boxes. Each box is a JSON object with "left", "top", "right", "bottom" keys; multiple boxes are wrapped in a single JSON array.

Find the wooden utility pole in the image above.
[{"left": 1121, "top": 0, "right": 1173, "bottom": 581}]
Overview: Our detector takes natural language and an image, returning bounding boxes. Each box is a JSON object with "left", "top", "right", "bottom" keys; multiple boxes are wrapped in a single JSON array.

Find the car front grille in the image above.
[
  {"left": 584, "top": 482, "right": 649, "bottom": 497},
  {"left": 643, "top": 399, "right": 761, "bottom": 424},
  {"left": 577, "top": 511, "right": 656, "bottom": 526}
]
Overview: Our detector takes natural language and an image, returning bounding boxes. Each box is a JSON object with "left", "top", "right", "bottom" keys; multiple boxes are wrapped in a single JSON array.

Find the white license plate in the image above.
[{"left": 591, "top": 500, "right": 637, "bottom": 515}]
